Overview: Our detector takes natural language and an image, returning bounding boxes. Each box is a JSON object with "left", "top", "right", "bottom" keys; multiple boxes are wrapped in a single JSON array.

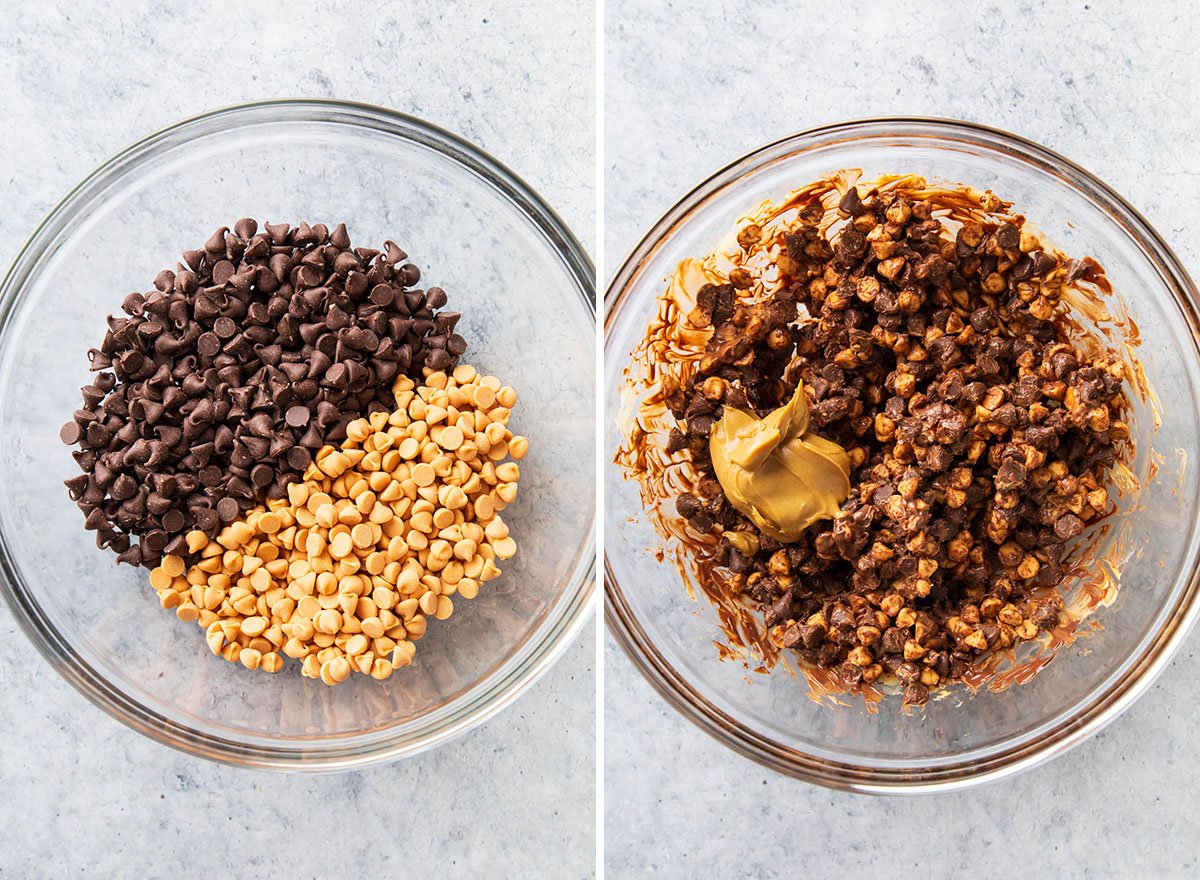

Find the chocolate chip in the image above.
[
  {"left": 994, "top": 223, "right": 1020, "bottom": 250},
  {"left": 213, "top": 316, "right": 237, "bottom": 339},
  {"left": 285, "top": 405, "right": 311, "bottom": 427},
  {"left": 838, "top": 186, "right": 865, "bottom": 216},
  {"left": 212, "top": 260, "right": 235, "bottom": 285},
  {"left": 250, "top": 463, "right": 274, "bottom": 488},
  {"left": 903, "top": 681, "right": 929, "bottom": 706},
  {"left": 216, "top": 497, "right": 239, "bottom": 523},
  {"left": 286, "top": 446, "right": 311, "bottom": 470},
  {"left": 675, "top": 493, "right": 703, "bottom": 520},
  {"left": 1054, "top": 513, "right": 1085, "bottom": 540},
  {"left": 1065, "top": 258, "right": 1088, "bottom": 282},
  {"left": 1031, "top": 251, "right": 1058, "bottom": 275},
  {"left": 161, "top": 509, "right": 185, "bottom": 532},
  {"left": 143, "top": 530, "right": 169, "bottom": 555},
  {"left": 197, "top": 332, "right": 221, "bottom": 357}
]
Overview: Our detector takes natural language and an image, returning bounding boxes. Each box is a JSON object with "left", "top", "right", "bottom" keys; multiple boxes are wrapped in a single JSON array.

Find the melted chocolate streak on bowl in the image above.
[{"left": 615, "top": 170, "right": 1158, "bottom": 707}]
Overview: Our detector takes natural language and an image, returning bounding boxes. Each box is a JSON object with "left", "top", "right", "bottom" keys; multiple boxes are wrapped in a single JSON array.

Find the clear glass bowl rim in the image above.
[
  {"left": 603, "top": 116, "right": 1200, "bottom": 794},
  {"left": 0, "top": 98, "right": 597, "bottom": 771}
]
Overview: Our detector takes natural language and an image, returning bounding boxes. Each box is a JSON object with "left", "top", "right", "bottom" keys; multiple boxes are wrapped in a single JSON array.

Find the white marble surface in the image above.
[
  {"left": 0, "top": 2, "right": 595, "bottom": 877},
  {"left": 605, "top": 1, "right": 1200, "bottom": 876}
]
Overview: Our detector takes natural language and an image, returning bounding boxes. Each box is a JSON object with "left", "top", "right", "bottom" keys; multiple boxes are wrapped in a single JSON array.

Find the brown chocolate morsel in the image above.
[
  {"left": 333, "top": 251, "right": 361, "bottom": 275},
  {"left": 226, "top": 477, "right": 254, "bottom": 500},
  {"left": 903, "top": 682, "right": 929, "bottom": 706},
  {"left": 314, "top": 400, "right": 340, "bottom": 427},
  {"left": 1031, "top": 251, "right": 1058, "bottom": 275},
  {"left": 244, "top": 412, "right": 273, "bottom": 438},
  {"left": 64, "top": 474, "right": 90, "bottom": 500},
  {"left": 369, "top": 284, "right": 395, "bottom": 307},
  {"left": 244, "top": 237, "right": 271, "bottom": 262},
  {"left": 198, "top": 466, "right": 223, "bottom": 487},
  {"left": 1064, "top": 258, "right": 1088, "bottom": 282},
  {"left": 293, "top": 222, "right": 318, "bottom": 247},
  {"left": 326, "top": 304, "right": 351, "bottom": 330},
  {"left": 384, "top": 241, "right": 407, "bottom": 264},
  {"left": 233, "top": 218, "right": 258, "bottom": 239},
  {"left": 122, "top": 292, "right": 148, "bottom": 316},
  {"left": 175, "top": 270, "right": 199, "bottom": 295},
  {"left": 330, "top": 222, "right": 351, "bottom": 249},
  {"left": 204, "top": 227, "right": 229, "bottom": 254},
  {"left": 425, "top": 286, "right": 448, "bottom": 309},
  {"left": 146, "top": 492, "right": 172, "bottom": 515},
  {"left": 345, "top": 271, "right": 368, "bottom": 296},
  {"left": 286, "top": 446, "right": 311, "bottom": 469},
  {"left": 212, "top": 260, "right": 235, "bottom": 285},
  {"left": 1054, "top": 513, "right": 1085, "bottom": 540},
  {"left": 143, "top": 530, "right": 169, "bottom": 554},
  {"left": 324, "top": 363, "right": 349, "bottom": 388},
  {"left": 193, "top": 296, "right": 220, "bottom": 321},
  {"left": 267, "top": 433, "right": 293, "bottom": 458},
  {"left": 196, "top": 332, "right": 221, "bottom": 358},
  {"left": 295, "top": 265, "right": 322, "bottom": 287},
  {"left": 161, "top": 509, "right": 185, "bottom": 533},
  {"left": 434, "top": 311, "right": 461, "bottom": 334},
  {"left": 213, "top": 316, "right": 237, "bottom": 339},
  {"left": 250, "top": 464, "right": 274, "bottom": 488},
  {"left": 269, "top": 252, "right": 293, "bottom": 280},
  {"left": 675, "top": 493, "right": 702, "bottom": 519},
  {"left": 216, "top": 497, "right": 240, "bottom": 523},
  {"left": 298, "top": 423, "right": 324, "bottom": 448},
  {"left": 373, "top": 360, "right": 399, "bottom": 383},
  {"left": 285, "top": 405, "right": 311, "bottom": 427},
  {"left": 355, "top": 329, "right": 379, "bottom": 352},
  {"left": 110, "top": 474, "right": 138, "bottom": 500},
  {"left": 838, "top": 187, "right": 865, "bottom": 216},
  {"left": 60, "top": 421, "right": 82, "bottom": 445},
  {"left": 192, "top": 508, "right": 217, "bottom": 532},
  {"left": 229, "top": 444, "right": 254, "bottom": 469},
  {"left": 181, "top": 248, "right": 205, "bottom": 271},
  {"left": 994, "top": 223, "right": 1020, "bottom": 250}
]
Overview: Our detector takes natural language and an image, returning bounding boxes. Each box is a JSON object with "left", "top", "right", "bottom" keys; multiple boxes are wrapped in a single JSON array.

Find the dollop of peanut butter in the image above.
[{"left": 709, "top": 381, "right": 851, "bottom": 542}]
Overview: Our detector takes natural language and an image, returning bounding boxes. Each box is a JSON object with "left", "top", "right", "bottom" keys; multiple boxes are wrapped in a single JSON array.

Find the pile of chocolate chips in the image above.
[
  {"left": 60, "top": 220, "right": 467, "bottom": 567},
  {"left": 668, "top": 188, "right": 1128, "bottom": 704}
]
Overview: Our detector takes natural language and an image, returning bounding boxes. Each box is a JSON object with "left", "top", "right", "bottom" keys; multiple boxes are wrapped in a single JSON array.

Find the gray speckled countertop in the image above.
[
  {"left": 605, "top": 1, "right": 1200, "bottom": 877},
  {"left": 0, "top": 3, "right": 594, "bottom": 877}
]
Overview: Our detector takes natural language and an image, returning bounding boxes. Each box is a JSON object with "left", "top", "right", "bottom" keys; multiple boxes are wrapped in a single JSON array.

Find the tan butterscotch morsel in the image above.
[{"left": 147, "top": 366, "right": 525, "bottom": 686}]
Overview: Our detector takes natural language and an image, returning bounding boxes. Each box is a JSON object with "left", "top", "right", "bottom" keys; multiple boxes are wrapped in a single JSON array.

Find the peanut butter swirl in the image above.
[{"left": 710, "top": 381, "right": 850, "bottom": 541}]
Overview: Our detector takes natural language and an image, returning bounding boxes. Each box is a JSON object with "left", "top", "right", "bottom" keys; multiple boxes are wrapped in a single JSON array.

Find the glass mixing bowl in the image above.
[
  {"left": 604, "top": 118, "right": 1200, "bottom": 792},
  {"left": 0, "top": 100, "right": 595, "bottom": 769}
]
